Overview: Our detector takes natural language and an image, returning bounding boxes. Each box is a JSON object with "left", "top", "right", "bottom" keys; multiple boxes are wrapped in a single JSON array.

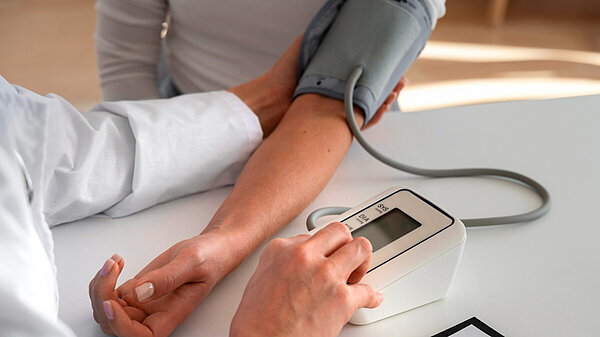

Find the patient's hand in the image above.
[
  {"left": 89, "top": 232, "right": 231, "bottom": 336},
  {"left": 364, "top": 76, "right": 406, "bottom": 130},
  {"left": 230, "top": 222, "right": 382, "bottom": 337}
]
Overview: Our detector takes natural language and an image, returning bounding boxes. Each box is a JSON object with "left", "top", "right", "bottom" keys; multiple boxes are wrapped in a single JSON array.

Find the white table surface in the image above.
[{"left": 53, "top": 95, "right": 600, "bottom": 337}]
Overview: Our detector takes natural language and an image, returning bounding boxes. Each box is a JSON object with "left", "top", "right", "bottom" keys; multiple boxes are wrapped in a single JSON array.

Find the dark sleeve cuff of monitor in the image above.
[{"left": 293, "top": 75, "right": 376, "bottom": 126}]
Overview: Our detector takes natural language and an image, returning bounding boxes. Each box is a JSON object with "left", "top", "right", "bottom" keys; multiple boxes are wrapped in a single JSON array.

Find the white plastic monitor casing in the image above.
[{"left": 309, "top": 186, "right": 466, "bottom": 325}]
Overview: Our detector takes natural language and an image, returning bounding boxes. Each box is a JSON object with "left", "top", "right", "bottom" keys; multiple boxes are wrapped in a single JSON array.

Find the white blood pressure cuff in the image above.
[{"left": 294, "top": 0, "right": 433, "bottom": 124}]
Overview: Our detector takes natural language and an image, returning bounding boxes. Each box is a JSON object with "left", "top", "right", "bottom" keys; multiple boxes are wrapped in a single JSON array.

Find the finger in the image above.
[
  {"left": 348, "top": 283, "right": 383, "bottom": 309},
  {"left": 305, "top": 222, "right": 353, "bottom": 256},
  {"left": 387, "top": 91, "right": 399, "bottom": 104},
  {"left": 383, "top": 89, "right": 399, "bottom": 105},
  {"left": 100, "top": 324, "right": 116, "bottom": 336},
  {"left": 373, "top": 78, "right": 405, "bottom": 115},
  {"left": 113, "top": 253, "right": 125, "bottom": 272},
  {"left": 133, "top": 255, "right": 197, "bottom": 303},
  {"left": 91, "top": 256, "right": 124, "bottom": 326},
  {"left": 94, "top": 301, "right": 115, "bottom": 335},
  {"left": 94, "top": 258, "right": 121, "bottom": 297},
  {"left": 286, "top": 234, "right": 311, "bottom": 245},
  {"left": 346, "top": 244, "right": 371, "bottom": 284},
  {"left": 89, "top": 256, "right": 117, "bottom": 300},
  {"left": 123, "top": 306, "right": 148, "bottom": 323},
  {"left": 103, "top": 300, "right": 153, "bottom": 337},
  {"left": 117, "top": 279, "right": 141, "bottom": 306},
  {"left": 329, "top": 237, "right": 372, "bottom": 279},
  {"left": 142, "top": 283, "right": 211, "bottom": 334},
  {"left": 395, "top": 76, "right": 407, "bottom": 93},
  {"left": 89, "top": 254, "right": 122, "bottom": 297},
  {"left": 367, "top": 103, "right": 388, "bottom": 127},
  {"left": 364, "top": 98, "right": 392, "bottom": 130}
]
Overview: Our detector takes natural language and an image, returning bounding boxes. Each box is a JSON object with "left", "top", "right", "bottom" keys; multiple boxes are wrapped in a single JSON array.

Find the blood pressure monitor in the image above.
[
  {"left": 308, "top": 187, "right": 466, "bottom": 325},
  {"left": 299, "top": 0, "right": 550, "bottom": 324}
]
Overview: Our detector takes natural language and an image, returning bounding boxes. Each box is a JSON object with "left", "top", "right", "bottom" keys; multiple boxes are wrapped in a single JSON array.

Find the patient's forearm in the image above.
[{"left": 203, "top": 94, "right": 363, "bottom": 273}]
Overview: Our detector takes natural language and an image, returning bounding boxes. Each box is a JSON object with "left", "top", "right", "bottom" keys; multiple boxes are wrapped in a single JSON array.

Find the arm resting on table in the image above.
[
  {"left": 202, "top": 93, "right": 364, "bottom": 275},
  {"left": 41, "top": 91, "right": 262, "bottom": 226}
]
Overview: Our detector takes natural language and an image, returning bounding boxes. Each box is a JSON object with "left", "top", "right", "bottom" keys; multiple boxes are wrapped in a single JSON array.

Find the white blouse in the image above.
[{"left": 95, "top": 0, "right": 446, "bottom": 101}]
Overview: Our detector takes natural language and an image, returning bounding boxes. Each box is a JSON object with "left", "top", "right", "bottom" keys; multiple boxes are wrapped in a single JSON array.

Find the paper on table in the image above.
[{"left": 450, "top": 324, "right": 493, "bottom": 337}]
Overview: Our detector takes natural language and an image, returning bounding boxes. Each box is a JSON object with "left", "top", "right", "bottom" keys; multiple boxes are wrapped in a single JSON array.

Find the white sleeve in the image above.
[
  {"left": 424, "top": 0, "right": 446, "bottom": 28},
  {"left": 42, "top": 91, "right": 262, "bottom": 226},
  {"left": 0, "top": 116, "right": 75, "bottom": 337},
  {"left": 95, "top": 0, "right": 167, "bottom": 101}
]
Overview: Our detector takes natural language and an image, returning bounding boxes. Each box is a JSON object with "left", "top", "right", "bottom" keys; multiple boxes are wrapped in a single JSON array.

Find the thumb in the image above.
[
  {"left": 104, "top": 300, "right": 152, "bottom": 337},
  {"left": 133, "top": 256, "right": 196, "bottom": 303}
]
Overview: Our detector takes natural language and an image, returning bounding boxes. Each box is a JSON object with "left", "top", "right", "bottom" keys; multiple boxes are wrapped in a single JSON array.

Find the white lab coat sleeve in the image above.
[
  {"left": 0, "top": 117, "right": 75, "bottom": 337},
  {"left": 43, "top": 91, "right": 262, "bottom": 226}
]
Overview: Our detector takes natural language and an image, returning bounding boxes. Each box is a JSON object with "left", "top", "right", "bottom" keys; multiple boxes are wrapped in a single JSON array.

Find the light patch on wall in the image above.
[
  {"left": 400, "top": 77, "right": 600, "bottom": 111},
  {"left": 399, "top": 41, "right": 600, "bottom": 111},
  {"left": 420, "top": 41, "right": 600, "bottom": 67}
]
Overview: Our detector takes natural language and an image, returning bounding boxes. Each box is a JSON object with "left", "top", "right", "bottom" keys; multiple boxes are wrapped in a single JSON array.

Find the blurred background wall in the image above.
[{"left": 1, "top": 0, "right": 599, "bottom": 111}]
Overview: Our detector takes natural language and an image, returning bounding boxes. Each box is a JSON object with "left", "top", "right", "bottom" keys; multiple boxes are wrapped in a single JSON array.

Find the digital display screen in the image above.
[{"left": 351, "top": 208, "right": 422, "bottom": 252}]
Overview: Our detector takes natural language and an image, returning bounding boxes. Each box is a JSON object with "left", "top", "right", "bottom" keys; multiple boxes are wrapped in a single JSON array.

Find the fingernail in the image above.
[
  {"left": 135, "top": 282, "right": 154, "bottom": 302},
  {"left": 103, "top": 301, "right": 114, "bottom": 320},
  {"left": 111, "top": 253, "right": 122, "bottom": 263},
  {"left": 377, "top": 292, "right": 384, "bottom": 303},
  {"left": 100, "top": 259, "right": 113, "bottom": 277}
]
